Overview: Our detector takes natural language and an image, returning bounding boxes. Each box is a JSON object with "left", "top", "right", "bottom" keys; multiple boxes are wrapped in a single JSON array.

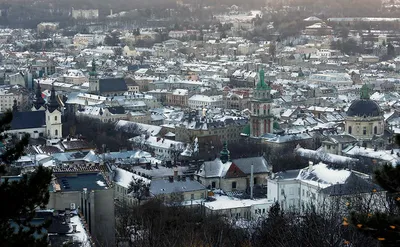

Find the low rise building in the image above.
[
  {"left": 166, "top": 89, "right": 189, "bottom": 107},
  {"left": 0, "top": 85, "right": 29, "bottom": 112},
  {"left": 48, "top": 172, "right": 115, "bottom": 245},
  {"left": 196, "top": 144, "right": 271, "bottom": 192},
  {"left": 268, "top": 162, "right": 384, "bottom": 214},
  {"left": 188, "top": 95, "right": 224, "bottom": 109}
]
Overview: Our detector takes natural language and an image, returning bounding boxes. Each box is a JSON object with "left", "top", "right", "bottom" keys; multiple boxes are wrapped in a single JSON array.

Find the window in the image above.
[
  {"left": 232, "top": 181, "right": 237, "bottom": 189},
  {"left": 348, "top": 126, "right": 352, "bottom": 134},
  {"left": 191, "top": 194, "right": 194, "bottom": 200},
  {"left": 281, "top": 189, "right": 285, "bottom": 195},
  {"left": 55, "top": 129, "right": 58, "bottom": 136},
  {"left": 54, "top": 116, "right": 57, "bottom": 121},
  {"left": 211, "top": 181, "right": 216, "bottom": 188},
  {"left": 363, "top": 127, "right": 367, "bottom": 135},
  {"left": 374, "top": 126, "right": 377, "bottom": 134},
  {"left": 262, "top": 208, "right": 265, "bottom": 214}
]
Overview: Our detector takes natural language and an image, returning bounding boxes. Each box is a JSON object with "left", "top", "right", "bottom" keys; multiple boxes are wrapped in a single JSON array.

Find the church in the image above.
[
  {"left": 6, "top": 83, "right": 63, "bottom": 141},
  {"left": 345, "top": 84, "right": 392, "bottom": 148},
  {"left": 89, "top": 59, "right": 128, "bottom": 96}
]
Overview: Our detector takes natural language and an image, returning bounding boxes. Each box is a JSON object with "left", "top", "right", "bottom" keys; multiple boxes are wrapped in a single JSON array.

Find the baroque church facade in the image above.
[{"left": 7, "top": 83, "right": 63, "bottom": 140}]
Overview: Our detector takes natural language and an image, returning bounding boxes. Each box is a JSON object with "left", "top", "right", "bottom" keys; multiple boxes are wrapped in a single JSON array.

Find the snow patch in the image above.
[{"left": 96, "top": 180, "right": 106, "bottom": 187}]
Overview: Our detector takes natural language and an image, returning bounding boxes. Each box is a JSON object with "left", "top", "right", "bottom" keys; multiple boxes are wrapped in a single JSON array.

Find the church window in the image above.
[
  {"left": 374, "top": 126, "right": 378, "bottom": 134},
  {"left": 348, "top": 126, "right": 352, "bottom": 134},
  {"left": 54, "top": 116, "right": 57, "bottom": 121},
  {"left": 55, "top": 130, "right": 58, "bottom": 136},
  {"left": 363, "top": 127, "right": 367, "bottom": 135}
]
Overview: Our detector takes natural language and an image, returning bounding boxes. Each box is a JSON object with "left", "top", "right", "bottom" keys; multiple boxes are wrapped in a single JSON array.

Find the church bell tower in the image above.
[{"left": 250, "top": 69, "right": 274, "bottom": 137}]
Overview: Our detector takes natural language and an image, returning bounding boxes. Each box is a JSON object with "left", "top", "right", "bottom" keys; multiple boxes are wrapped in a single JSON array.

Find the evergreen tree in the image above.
[{"left": 0, "top": 110, "right": 53, "bottom": 247}]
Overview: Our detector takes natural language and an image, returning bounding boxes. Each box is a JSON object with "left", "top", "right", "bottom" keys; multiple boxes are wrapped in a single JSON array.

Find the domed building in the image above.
[{"left": 345, "top": 84, "right": 385, "bottom": 146}]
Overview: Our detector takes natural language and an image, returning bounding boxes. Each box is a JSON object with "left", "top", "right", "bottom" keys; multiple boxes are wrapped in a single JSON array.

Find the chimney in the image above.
[
  {"left": 250, "top": 163, "right": 254, "bottom": 199},
  {"left": 308, "top": 161, "right": 313, "bottom": 171}
]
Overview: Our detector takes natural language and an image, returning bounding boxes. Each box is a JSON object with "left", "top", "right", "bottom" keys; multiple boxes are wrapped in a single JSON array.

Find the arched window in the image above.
[
  {"left": 55, "top": 129, "right": 58, "bottom": 136},
  {"left": 348, "top": 126, "right": 352, "bottom": 134},
  {"left": 374, "top": 126, "right": 378, "bottom": 135},
  {"left": 54, "top": 116, "right": 57, "bottom": 121}
]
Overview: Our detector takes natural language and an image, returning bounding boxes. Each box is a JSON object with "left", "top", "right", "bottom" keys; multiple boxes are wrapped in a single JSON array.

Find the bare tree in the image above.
[
  {"left": 127, "top": 177, "right": 150, "bottom": 205},
  {"left": 169, "top": 143, "right": 184, "bottom": 165}
]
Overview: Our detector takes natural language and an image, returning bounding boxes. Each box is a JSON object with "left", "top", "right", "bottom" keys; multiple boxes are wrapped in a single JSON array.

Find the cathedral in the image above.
[{"left": 345, "top": 84, "right": 391, "bottom": 148}]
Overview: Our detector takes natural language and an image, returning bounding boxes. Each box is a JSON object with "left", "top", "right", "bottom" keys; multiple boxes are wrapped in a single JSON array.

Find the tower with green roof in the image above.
[
  {"left": 250, "top": 68, "right": 273, "bottom": 137},
  {"left": 89, "top": 59, "right": 99, "bottom": 94},
  {"left": 220, "top": 141, "right": 230, "bottom": 164}
]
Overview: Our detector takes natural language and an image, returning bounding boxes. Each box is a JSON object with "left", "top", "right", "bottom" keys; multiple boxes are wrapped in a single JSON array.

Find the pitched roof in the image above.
[
  {"left": 225, "top": 163, "right": 246, "bottom": 178},
  {"left": 107, "top": 106, "right": 125, "bottom": 114},
  {"left": 99, "top": 78, "right": 128, "bottom": 94},
  {"left": 321, "top": 173, "right": 383, "bottom": 196},
  {"left": 124, "top": 77, "right": 139, "bottom": 86},
  {"left": 232, "top": 156, "right": 271, "bottom": 174},
  {"left": 9, "top": 111, "right": 46, "bottom": 130},
  {"left": 150, "top": 178, "right": 205, "bottom": 195},
  {"left": 197, "top": 156, "right": 271, "bottom": 179}
]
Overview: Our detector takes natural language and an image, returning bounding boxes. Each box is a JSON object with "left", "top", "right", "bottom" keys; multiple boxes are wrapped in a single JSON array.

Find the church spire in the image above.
[
  {"left": 47, "top": 84, "right": 59, "bottom": 113},
  {"left": 89, "top": 59, "right": 97, "bottom": 77},
  {"left": 360, "top": 84, "right": 370, "bottom": 100},
  {"left": 220, "top": 141, "right": 230, "bottom": 164},
  {"left": 33, "top": 82, "right": 45, "bottom": 110},
  {"left": 256, "top": 68, "right": 271, "bottom": 90}
]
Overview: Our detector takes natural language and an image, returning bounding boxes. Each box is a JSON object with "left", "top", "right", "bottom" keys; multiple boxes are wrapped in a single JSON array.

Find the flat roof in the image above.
[{"left": 56, "top": 173, "right": 108, "bottom": 192}]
